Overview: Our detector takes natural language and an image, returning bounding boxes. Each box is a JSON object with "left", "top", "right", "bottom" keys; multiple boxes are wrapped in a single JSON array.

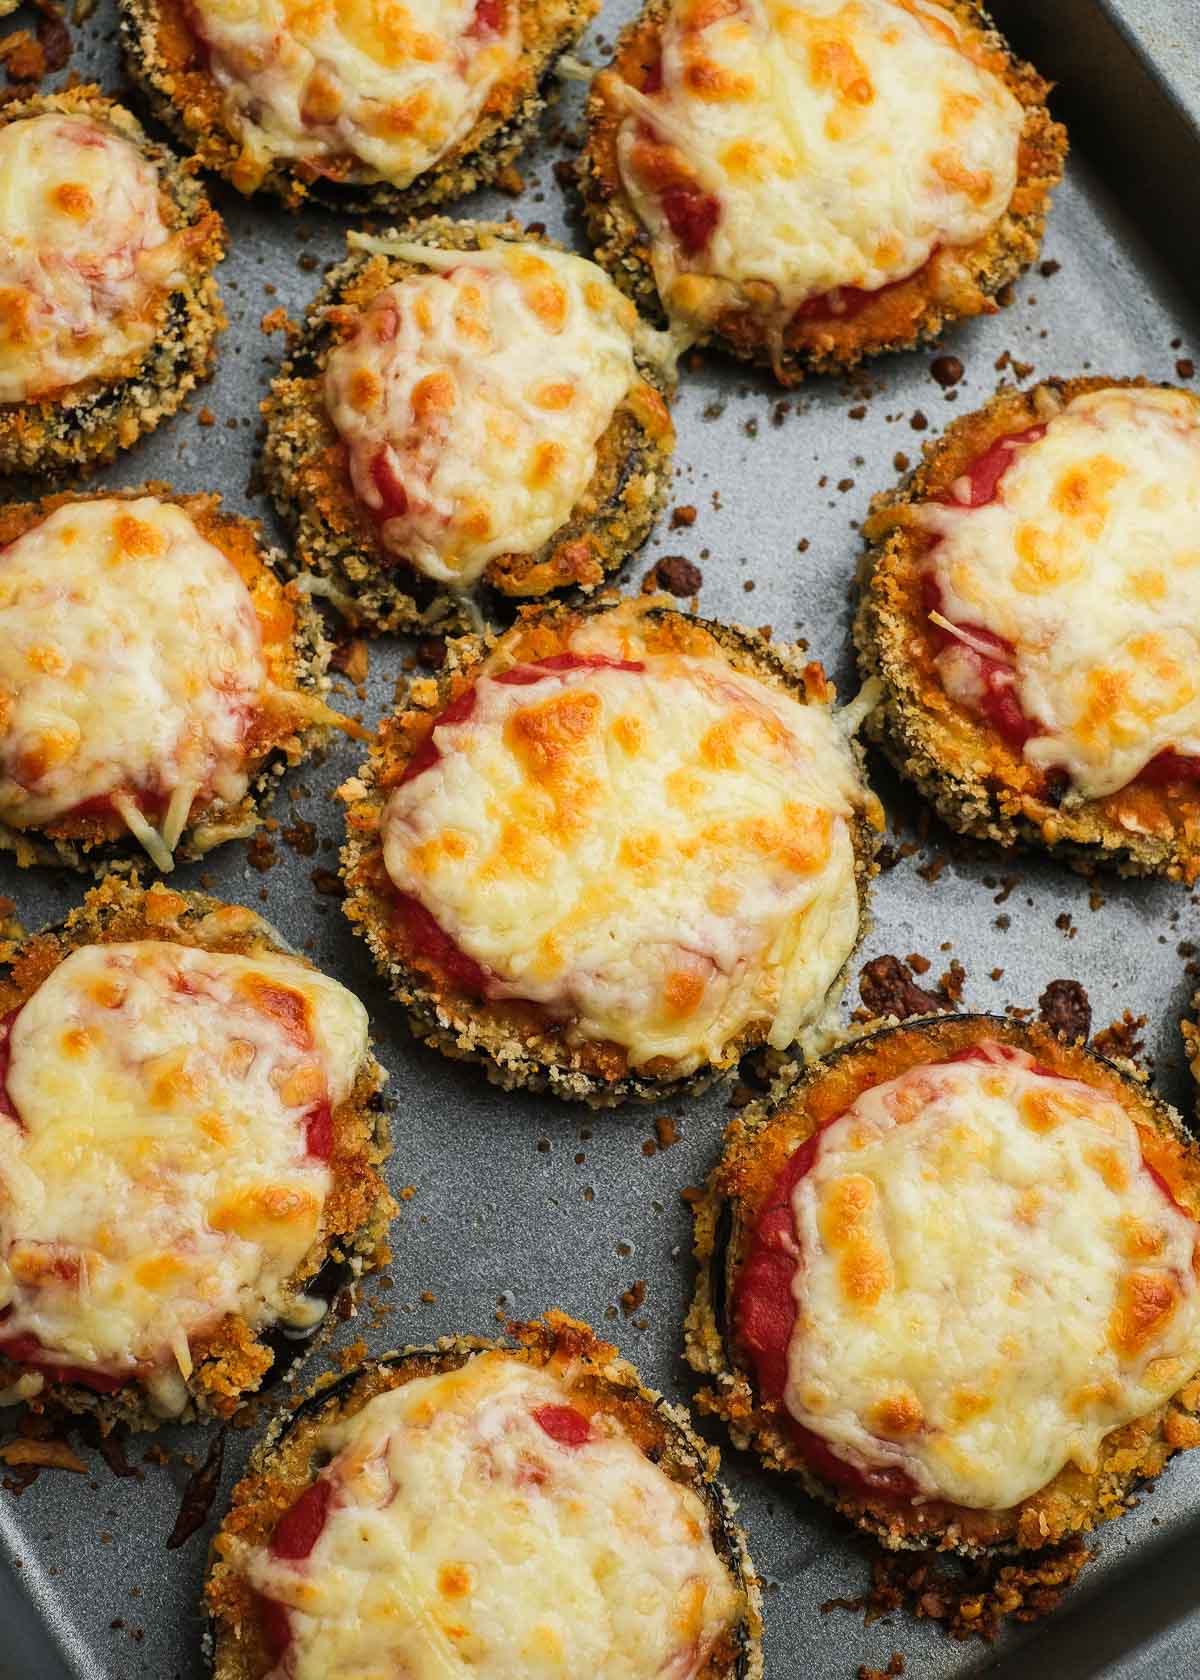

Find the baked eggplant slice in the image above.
[
  {"left": 0, "top": 485, "right": 344, "bottom": 875},
  {"left": 120, "top": 0, "right": 598, "bottom": 212},
  {"left": 0, "top": 878, "right": 394, "bottom": 1432},
  {"left": 340, "top": 593, "right": 881, "bottom": 1105},
  {"left": 205, "top": 1312, "right": 762, "bottom": 1680},
  {"left": 262, "top": 219, "right": 675, "bottom": 634},
  {"left": 687, "top": 1013, "right": 1200, "bottom": 1555},
  {"left": 0, "top": 85, "right": 224, "bottom": 476},
  {"left": 856, "top": 377, "right": 1200, "bottom": 880},
  {"left": 580, "top": 0, "right": 1065, "bottom": 382}
]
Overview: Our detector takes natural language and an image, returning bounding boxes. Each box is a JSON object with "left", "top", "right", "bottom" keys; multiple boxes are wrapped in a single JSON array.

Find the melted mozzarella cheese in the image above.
[
  {"left": 382, "top": 607, "right": 868, "bottom": 1070},
  {"left": 0, "top": 112, "right": 186, "bottom": 404},
  {"left": 613, "top": 0, "right": 1021, "bottom": 332},
  {"left": 0, "top": 497, "right": 269, "bottom": 849},
  {"left": 783, "top": 1042, "right": 1200, "bottom": 1511},
  {"left": 244, "top": 1353, "right": 740, "bottom": 1680},
  {"left": 325, "top": 242, "right": 644, "bottom": 585},
  {"left": 922, "top": 387, "right": 1200, "bottom": 799},
  {"left": 0, "top": 942, "right": 368, "bottom": 1411},
  {"left": 189, "top": 0, "right": 519, "bottom": 192}
]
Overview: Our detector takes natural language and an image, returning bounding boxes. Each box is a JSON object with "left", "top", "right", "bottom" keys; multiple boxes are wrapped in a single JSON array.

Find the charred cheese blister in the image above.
[
  {"left": 921, "top": 386, "right": 1200, "bottom": 799},
  {"left": 187, "top": 0, "right": 520, "bottom": 192},
  {"left": 0, "top": 112, "right": 186, "bottom": 403},
  {"left": 0, "top": 942, "right": 368, "bottom": 1413},
  {"left": 244, "top": 1354, "right": 740, "bottom": 1679},
  {"left": 0, "top": 497, "right": 281, "bottom": 862},
  {"left": 614, "top": 0, "right": 1022, "bottom": 332},
  {"left": 324, "top": 242, "right": 646, "bottom": 586},
  {"left": 783, "top": 1042, "right": 1200, "bottom": 1511},
  {"left": 382, "top": 611, "right": 868, "bottom": 1071}
]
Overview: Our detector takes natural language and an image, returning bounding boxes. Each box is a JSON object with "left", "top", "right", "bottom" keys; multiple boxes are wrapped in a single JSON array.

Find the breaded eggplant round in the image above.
[
  {"left": 0, "top": 878, "right": 394, "bottom": 1432},
  {"left": 0, "top": 85, "right": 224, "bottom": 477},
  {"left": 262, "top": 219, "right": 675, "bottom": 635},
  {"left": 0, "top": 485, "right": 345, "bottom": 875},
  {"left": 340, "top": 594, "right": 881, "bottom": 1105},
  {"left": 119, "top": 0, "right": 597, "bottom": 212},
  {"left": 580, "top": 0, "right": 1065, "bottom": 382},
  {"left": 206, "top": 1311, "right": 762, "bottom": 1680},
  {"left": 686, "top": 1013, "right": 1200, "bottom": 1556},
  {"left": 856, "top": 377, "right": 1200, "bottom": 880}
]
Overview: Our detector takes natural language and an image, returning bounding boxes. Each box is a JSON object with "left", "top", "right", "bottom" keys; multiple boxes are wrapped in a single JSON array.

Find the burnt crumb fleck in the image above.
[
  {"left": 1094, "top": 1011, "right": 1148, "bottom": 1063},
  {"left": 670, "top": 504, "right": 697, "bottom": 529},
  {"left": 649, "top": 555, "right": 703, "bottom": 597},
  {"left": 729, "top": 1082, "right": 756, "bottom": 1109},
  {"left": 620, "top": 1279, "right": 647, "bottom": 1316},
  {"left": 1177, "top": 359, "right": 1195, "bottom": 381},
  {"left": 166, "top": 1429, "right": 225, "bottom": 1550},
  {"left": 329, "top": 637, "right": 369, "bottom": 684},
  {"left": 282, "top": 818, "right": 319, "bottom": 857},
  {"left": 857, "top": 1657, "right": 905, "bottom": 1680},
  {"left": 311, "top": 868, "right": 346, "bottom": 899},
  {"left": 246, "top": 831, "right": 276, "bottom": 872},
  {"left": 848, "top": 404, "right": 867, "bottom": 420},
  {"left": 796, "top": 538, "right": 810, "bottom": 553},
  {"left": 837, "top": 477, "right": 855, "bottom": 493},
  {"left": 939, "top": 960, "right": 966, "bottom": 1003},
  {"left": 654, "top": 1114, "right": 681, "bottom": 1150},
  {"left": 825, "top": 1539, "right": 1090, "bottom": 1643},
  {"left": 893, "top": 451, "right": 911, "bottom": 472},
  {"left": 772, "top": 400, "right": 792, "bottom": 426},
  {"left": 904, "top": 952, "right": 931, "bottom": 975},
  {"left": 909, "top": 411, "right": 929, "bottom": 432},
  {"left": 1039, "top": 258, "right": 1061, "bottom": 277},
  {"left": 1038, "top": 979, "right": 1091, "bottom": 1042},
  {"left": 742, "top": 579, "right": 755, "bottom": 592},
  {"left": 859, "top": 955, "right": 943, "bottom": 1021},
  {"left": 415, "top": 635, "right": 447, "bottom": 669},
  {"left": 917, "top": 854, "right": 947, "bottom": 883},
  {"left": 702, "top": 400, "right": 725, "bottom": 420},
  {"left": 930, "top": 355, "right": 964, "bottom": 388},
  {"left": 744, "top": 417, "right": 759, "bottom": 438}
]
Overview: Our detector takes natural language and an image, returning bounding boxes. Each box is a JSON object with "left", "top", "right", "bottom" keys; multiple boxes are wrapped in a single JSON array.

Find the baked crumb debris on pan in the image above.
[
  {"left": 262, "top": 217, "right": 676, "bottom": 635},
  {"left": 339, "top": 592, "right": 883, "bottom": 1106},
  {"left": 687, "top": 1012, "right": 1200, "bottom": 1558},
  {"left": 580, "top": 0, "right": 1066, "bottom": 383},
  {"left": 856, "top": 377, "right": 1200, "bottom": 881},
  {"left": 0, "top": 84, "right": 225, "bottom": 477},
  {"left": 0, "top": 877, "right": 394, "bottom": 1433},
  {"left": 0, "top": 485, "right": 350, "bottom": 876},
  {"left": 205, "top": 1310, "right": 762, "bottom": 1680},
  {"left": 119, "top": 0, "right": 599, "bottom": 211}
]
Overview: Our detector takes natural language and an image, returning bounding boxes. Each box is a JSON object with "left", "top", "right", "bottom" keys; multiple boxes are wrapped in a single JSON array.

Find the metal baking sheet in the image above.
[{"left": 1, "top": 1, "right": 1199, "bottom": 1675}]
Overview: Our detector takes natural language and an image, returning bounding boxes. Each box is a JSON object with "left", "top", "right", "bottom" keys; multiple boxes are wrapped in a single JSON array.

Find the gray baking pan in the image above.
[{"left": 1, "top": 0, "right": 1199, "bottom": 1675}]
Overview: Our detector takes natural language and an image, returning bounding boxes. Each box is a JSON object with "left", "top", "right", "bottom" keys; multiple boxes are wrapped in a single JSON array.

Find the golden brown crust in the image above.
[
  {"left": 685, "top": 1013, "right": 1200, "bottom": 1555},
  {"left": 205, "top": 1310, "right": 763, "bottom": 1680},
  {"left": 119, "top": 0, "right": 597, "bottom": 211},
  {"left": 0, "top": 877, "right": 394, "bottom": 1432},
  {"left": 0, "top": 482, "right": 341, "bottom": 874},
  {"left": 338, "top": 593, "right": 880, "bottom": 1106},
  {"left": 854, "top": 375, "right": 1200, "bottom": 881},
  {"left": 260, "top": 218, "right": 676, "bottom": 635},
  {"left": 0, "top": 85, "right": 225, "bottom": 476},
  {"left": 579, "top": 0, "right": 1066, "bottom": 382}
]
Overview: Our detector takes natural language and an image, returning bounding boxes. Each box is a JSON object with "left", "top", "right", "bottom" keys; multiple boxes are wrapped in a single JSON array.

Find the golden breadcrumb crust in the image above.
[
  {"left": 0, "top": 877, "right": 395, "bottom": 1433},
  {"left": 854, "top": 375, "right": 1200, "bottom": 881},
  {"left": 0, "top": 85, "right": 225, "bottom": 476},
  {"left": 119, "top": 0, "right": 597, "bottom": 211},
  {"left": 339, "top": 594, "right": 880, "bottom": 1106},
  {"left": 685, "top": 1013, "right": 1200, "bottom": 1556},
  {"left": 261, "top": 218, "right": 675, "bottom": 635},
  {"left": 0, "top": 483, "right": 344, "bottom": 875},
  {"left": 206, "top": 1310, "right": 762, "bottom": 1680},
  {"left": 579, "top": 0, "right": 1066, "bottom": 382}
]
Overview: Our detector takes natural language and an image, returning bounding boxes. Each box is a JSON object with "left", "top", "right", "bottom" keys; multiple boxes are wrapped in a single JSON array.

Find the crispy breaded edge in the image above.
[
  {"left": 853, "top": 375, "right": 1200, "bottom": 881},
  {"left": 118, "top": 0, "right": 597, "bottom": 212},
  {"left": 684, "top": 1012, "right": 1200, "bottom": 1556},
  {"left": 338, "top": 595, "right": 880, "bottom": 1106},
  {"left": 0, "top": 85, "right": 225, "bottom": 476},
  {"left": 205, "top": 1310, "right": 763, "bottom": 1680},
  {"left": 578, "top": 0, "right": 1066, "bottom": 382},
  {"left": 261, "top": 217, "right": 676, "bottom": 636},
  {"left": 0, "top": 483, "right": 338, "bottom": 877},
  {"left": 0, "top": 876, "right": 395, "bottom": 1433}
]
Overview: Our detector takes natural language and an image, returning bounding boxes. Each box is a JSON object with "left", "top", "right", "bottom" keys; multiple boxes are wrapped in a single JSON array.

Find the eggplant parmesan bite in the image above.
[
  {"left": 0, "top": 86, "right": 224, "bottom": 477},
  {"left": 0, "top": 878, "right": 394, "bottom": 1431},
  {"left": 262, "top": 220, "right": 675, "bottom": 634},
  {"left": 0, "top": 486, "right": 345, "bottom": 875},
  {"left": 857, "top": 378, "right": 1200, "bottom": 880},
  {"left": 206, "top": 1312, "right": 762, "bottom": 1680},
  {"left": 119, "top": 0, "right": 595, "bottom": 212},
  {"left": 581, "top": 0, "right": 1065, "bottom": 382},
  {"left": 687, "top": 1014, "right": 1200, "bottom": 1556},
  {"left": 340, "top": 595, "right": 881, "bottom": 1104}
]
